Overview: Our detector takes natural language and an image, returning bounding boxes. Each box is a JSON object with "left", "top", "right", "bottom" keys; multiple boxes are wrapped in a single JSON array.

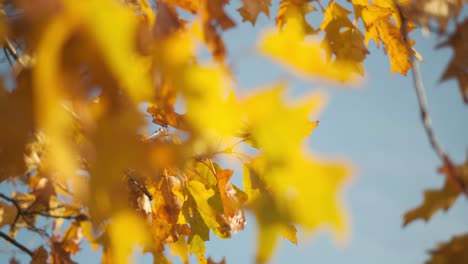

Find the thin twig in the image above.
[
  {"left": 0, "top": 231, "right": 33, "bottom": 257},
  {"left": 126, "top": 171, "right": 153, "bottom": 201},
  {"left": 410, "top": 60, "right": 447, "bottom": 160},
  {"left": 3, "top": 47, "right": 13, "bottom": 66},
  {"left": 316, "top": 0, "right": 325, "bottom": 12},
  {"left": 4, "top": 38, "right": 20, "bottom": 61},
  {"left": 0, "top": 194, "right": 52, "bottom": 238},
  {"left": 27, "top": 211, "right": 88, "bottom": 220},
  {"left": 398, "top": 12, "right": 468, "bottom": 195}
]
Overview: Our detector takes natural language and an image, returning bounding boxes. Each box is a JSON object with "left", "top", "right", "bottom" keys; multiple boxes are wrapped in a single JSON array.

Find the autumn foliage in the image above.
[{"left": 0, "top": 0, "right": 466, "bottom": 263}]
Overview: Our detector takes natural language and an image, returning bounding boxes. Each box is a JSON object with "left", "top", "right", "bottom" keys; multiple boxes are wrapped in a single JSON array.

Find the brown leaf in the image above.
[
  {"left": 202, "top": 0, "right": 235, "bottom": 31},
  {"left": 437, "top": 18, "right": 468, "bottom": 104},
  {"left": 208, "top": 257, "right": 226, "bottom": 264},
  {"left": 30, "top": 246, "right": 48, "bottom": 264},
  {"left": 164, "top": 0, "right": 200, "bottom": 14},
  {"left": 154, "top": 2, "right": 183, "bottom": 39},
  {"left": 28, "top": 177, "right": 56, "bottom": 212},
  {"left": 196, "top": 0, "right": 235, "bottom": 61},
  {"left": 237, "top": 0, "right": 271, "bottom": 25},
  {"left": 426, "top": 233, "right": 468, "bottom": 264},
  {"left": 50, "top": 237, "right": 78, "bottom": 264},
  {"left": 399, "top": 0, "right": 464, "bottom": 33},
  {"left": 0, "top": 72, "right": 35, "bottom": 181},
  {"left": 403, "top": 178, "right": 460, "bottom": 226}
]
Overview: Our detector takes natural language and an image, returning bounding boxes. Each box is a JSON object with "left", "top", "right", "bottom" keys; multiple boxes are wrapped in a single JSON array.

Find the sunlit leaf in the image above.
[
  {"left": 259, "top": 13, "right": 358, "bottom": 81},
  {"left": 108, "top": 210, "right": 150, "bottom": 264}
]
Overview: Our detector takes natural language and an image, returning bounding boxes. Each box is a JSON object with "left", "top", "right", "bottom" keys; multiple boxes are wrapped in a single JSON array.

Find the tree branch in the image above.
[
  {"left": 3, "top": 38, "right": 20, "bottom": 61},
  {"left": 0, "top": 231, "right": 33, "bottom": 257},
  {"left": 398, "top": 12, "right": 468, "bottom": 196},
  {"left": 410, "top": 59, "right": 447, "bottom": 161}
]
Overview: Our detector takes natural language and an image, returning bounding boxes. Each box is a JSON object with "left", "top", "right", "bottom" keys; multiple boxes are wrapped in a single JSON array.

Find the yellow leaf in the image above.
[
  {"left": 64, "top": 0, "right": 153, "bottom": 101},
  {"left": 34, "top": 15, "right": 78, "bottom": 179},
  {"left": 276, "top": 0, "right": 315, "bottom": 32},
  {"left": 187, "top": 180, "right": 220, "bottom": 230},
  {"left": 258, "top": 13, "right": 358, "bottom": 82},
  {"left": 108, "top": 210, "right": 150, "bottom": 264},
  {"left": 320, "top": 2, "right": 368, "bottom": 76},
  {"left": 241, "top": 84, "right": 352, "bottom": 262},
  {"left": 270, "top": 154, "right": 350, "bottom": 236},
  {"left": 189, "top": 234, "right": 207, "bottom": 264},
  {"left": 182, "top": 66, "right": 242, "bottom": 144},
  {"left": 81, "top": 221, "right": 100, "bottom": 251},
  {"left": 352, "top": 0, "right": 413, "bottom": 75},
  {"left": 372, "top": 0, "right": 402, "bottom": 28},
  {"left": 242, "top": 85, "right": 324, "bottom": 160},
  {"left": 169, "top": 236, "right": 190, "bottom": 263},
  {"left": 376, "top": 19, "right": 413, "bottom": 75}
]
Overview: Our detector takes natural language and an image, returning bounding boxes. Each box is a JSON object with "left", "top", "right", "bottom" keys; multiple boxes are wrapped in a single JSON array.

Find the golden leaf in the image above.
[
  {"left": 259, "top": 13, "right": 359, "bottom": 81},
  {"left": 108, "top": 210, "right": 150, "bottom": 264}
]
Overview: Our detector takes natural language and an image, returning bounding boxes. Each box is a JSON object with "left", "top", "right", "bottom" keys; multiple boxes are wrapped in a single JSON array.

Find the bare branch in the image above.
[
  {"left": 0, "top": 231, "right": 33, "bottom": 257},
  {"left": 410, "top": 59, "right": 447, "bottom": 160},
  {"left": 398, "top": 12, "right": 468, "bottom": 196}
]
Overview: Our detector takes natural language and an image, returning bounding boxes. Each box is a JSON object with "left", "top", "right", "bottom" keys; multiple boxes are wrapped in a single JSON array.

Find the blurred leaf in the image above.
[
  {"left": 399, "top": 0, "right": 464, "bottom": 33},
  {"left": 403, "top": 179, "right": 460, "bottom": 226},
  {"left": 30, "top": 246, "right": 48, "bottom": 264},
  {"left": 426, "top": 233, "right": 468, "bottom": 264},
  {"left": 437, "top": 18, "right": 468, "bottom": 104},
  {"left": 0, "top": 202, "right": 18, "bottom": 228},
  {"left": 108, "top": 210, "right": 150, "bottom": 264},
  {"left": 276, "top": 0, "right": 315, "bottom": 32},
  {"left": 259, "top": 12, "right": 358, "bottom": 81}
]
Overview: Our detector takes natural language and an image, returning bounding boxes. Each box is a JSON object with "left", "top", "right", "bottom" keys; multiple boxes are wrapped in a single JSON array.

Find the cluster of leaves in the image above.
[{"left": 0, "top": 0, "right": 465, "bottom": 263}]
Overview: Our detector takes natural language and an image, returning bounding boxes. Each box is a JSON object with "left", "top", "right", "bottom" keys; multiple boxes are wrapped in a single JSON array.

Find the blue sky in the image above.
[{"left": 1, "top": 1, "right": 467, "bottom": 263}]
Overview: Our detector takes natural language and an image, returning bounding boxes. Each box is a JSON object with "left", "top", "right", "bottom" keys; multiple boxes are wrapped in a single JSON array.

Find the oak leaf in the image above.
[
  {"left": 237, "top": 0, "right": 271, "bottom": 25},
  {"left": 320, "top": 2, "right": 368, "bottom": 76},
  {"left": 352, "top": 0, "right": 414, "bottom": 75},
  {"left": 404, "top": 154, "right": 468, "bottom": 226}
]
